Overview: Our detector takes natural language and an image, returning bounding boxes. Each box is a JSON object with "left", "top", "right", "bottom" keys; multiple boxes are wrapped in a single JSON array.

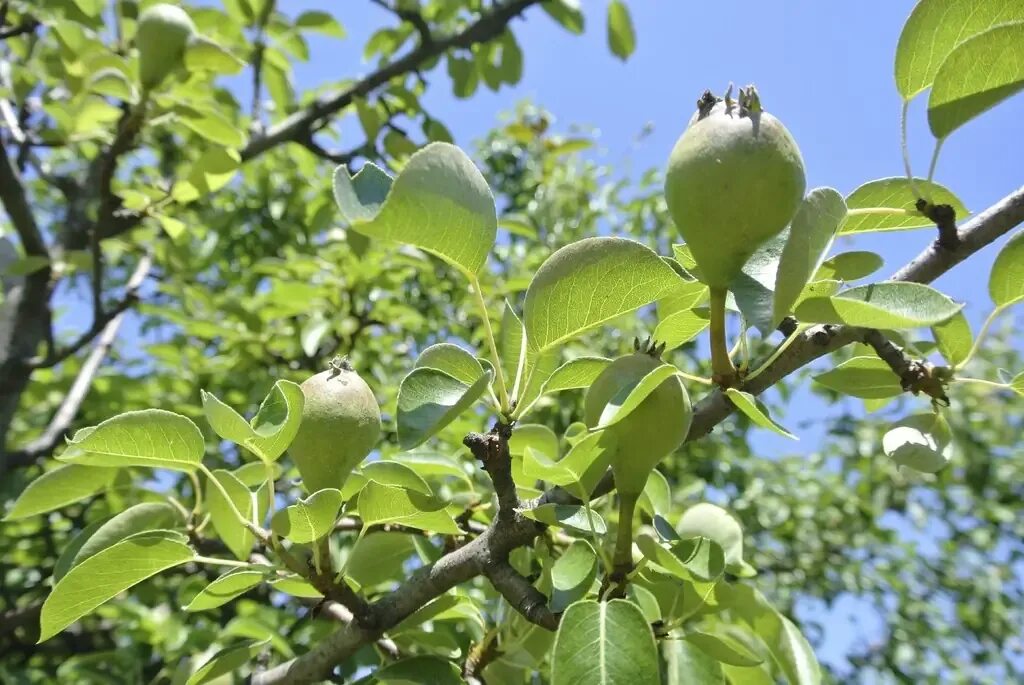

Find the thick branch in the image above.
[
  {"left": 0, "top": 134, "right": 47, "bottom": 256},
  {"left": 484, "top": 561, "right": 559, "bottom": 630},
  {"left": 862, "top": 329, "right": 948, "bottom": 404},
  {"left": 463, "top": 422, "right": 518, "bottom": 518},
  {"left": 316, "top": 601, "right": 399, "bottom": 659},
  {"left": 240, "top": 0, "right": 540, "bottom": 162}
]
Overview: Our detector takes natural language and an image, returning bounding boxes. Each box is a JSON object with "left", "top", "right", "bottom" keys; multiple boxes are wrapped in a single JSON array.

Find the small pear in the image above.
[{"left": 136, "top": 4, "right": 197, "bottom": 91}]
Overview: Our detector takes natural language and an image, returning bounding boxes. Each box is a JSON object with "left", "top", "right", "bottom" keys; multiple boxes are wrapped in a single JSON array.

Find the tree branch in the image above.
[
  {"left": 369, "top": 0, "right": 434, "bottom": 47},
  {"left": 240, "top": 0, "right": 540, "bottom": 162},
  {"left": 862, "top": 329, "right": 948, "bottom": 404},
  {"left": 7, "top": 254, "right": 152, "bottom": 467},
  {"left": 484, "top": 561, "right": 559, "bottom": 630},
  {"left": 463, "top": 422, "right": 518, "bottom": 519},
  {"left": 0, "top": 133, "right": 47, "bottom": 257}
]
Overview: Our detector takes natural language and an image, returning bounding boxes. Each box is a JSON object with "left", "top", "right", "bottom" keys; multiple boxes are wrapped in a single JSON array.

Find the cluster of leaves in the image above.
[{"left": 2, "top": 1, "right": 1024, "bottom": 684}]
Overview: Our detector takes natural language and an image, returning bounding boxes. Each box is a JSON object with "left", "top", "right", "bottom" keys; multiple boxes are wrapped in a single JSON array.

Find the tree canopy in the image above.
[{"left": 1, "top": 1, "right": 1023, "bottom": 684}]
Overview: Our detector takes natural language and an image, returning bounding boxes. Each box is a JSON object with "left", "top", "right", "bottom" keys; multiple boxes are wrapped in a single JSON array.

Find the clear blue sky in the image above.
[{"left": 285, "top": 1, "right": 1022, "bottom": 674}]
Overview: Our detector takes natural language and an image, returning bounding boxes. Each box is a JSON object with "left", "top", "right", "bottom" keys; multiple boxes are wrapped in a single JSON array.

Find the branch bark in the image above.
[{"left": 250, "top": 183, "right": 1024, "bottom": 685}]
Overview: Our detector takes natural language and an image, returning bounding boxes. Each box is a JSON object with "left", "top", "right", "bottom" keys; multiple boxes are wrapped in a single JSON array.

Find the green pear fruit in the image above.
[
  {"left": 665, "top": 86, "right": 806, "bottom": 289},
  {"left": 584, "top": 342, "right": 692, "bottom": 497},
  {"left": 136, "top": 4, "right": 197, "bottom": 91},
  {"left": 289, "top": 357, "right": 381, "bottom": 494}
]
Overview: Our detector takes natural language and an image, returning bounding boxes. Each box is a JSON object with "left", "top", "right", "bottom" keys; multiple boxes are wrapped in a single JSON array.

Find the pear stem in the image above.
[
  {"left": 612, "top": 493, "right": 638, "bottom": 580},
  {"left": 708, "top": 287, "right": 736, "bottom": 386}
]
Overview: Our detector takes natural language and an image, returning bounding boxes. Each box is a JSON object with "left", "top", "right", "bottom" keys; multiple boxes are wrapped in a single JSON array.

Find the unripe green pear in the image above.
[
  {"left": 136, "top": 4, "right": 196, "bottom": 91},
  {"left": 584, "top": 343, "right": 691, "bottom": 497},
  {"left": 664, "top": 86, "right": 805, "bottom": 289},
  {"left": 289, "top": 357, "right": 381, "bottom": 494}
]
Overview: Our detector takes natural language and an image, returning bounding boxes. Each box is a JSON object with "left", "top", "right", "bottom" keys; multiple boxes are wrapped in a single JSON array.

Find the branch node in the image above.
[{"left": 916, "top": 198, "right": 959, "bottom": 249}]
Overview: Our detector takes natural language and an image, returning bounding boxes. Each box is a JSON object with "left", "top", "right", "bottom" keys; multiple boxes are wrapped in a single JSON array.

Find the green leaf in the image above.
[
  {"left": 815, "top": 251, "right": 884, "bottom": 281},
  {"left": 268, "top": 575, "right": 322, "bottom": 599},
  {"left": 333, "top": 143, "right": 497, "bottom": 277},
  {"left": 185, "top": 569, "right": 266, "bottom": 612},
  {"left": 346, "top": 533, "right": 417, "bottom": 588},
  {"left": 685, "top": 631, "right": 764, "bottom": 667},
  {"left": 677, "top": 503, "right": 755, "bottom": 577},
  {"left": 58, "top": 409, "right": 204, "bottom": 472},
  {"left": 728, "top": 231, "right": 788, "bottom": 335},
  {"left": 524, "top": 237, "right": 681, "bottom": 352},
  {"left": 53, "top": 518, "right": 108, "bottom": 582},
  {"left": 356, "top": 481, "right": 461, "bottom": 535},
  {"left": 550, "top": 540, "right": 598, "bottom": 613},
  {"left": 606, "top": 0, "right": 636, "bottom": 60},
  {"left": 447, "top": 55, "right": 479, "bottom": 98},
  {"left": 300, "top": 317, "right": 329, "bottom": 357},
  {"left": 361, "top": 461, "right": 432, "bottom": 495},
  {"left": 895, "top": 0, "right": 1024, "bottom": 100},
  {"left": 596, "top": 363, "right": 681, "bottom": 430},
  {"left": 207, "top": 469, "right": 267, "bottom": 560},
  {"left": 509, "top": 423, "right": 560, "bottom": 460},
  {"left": 1009, "top": 371, "right": 1024, "bottom": 397},
  {"left": 730, "top": 585, "right": 821, "bottom": 685},
  {"left": 813, "top": 356, "right": 903, "bottom": 399},
  {"left": 773, "top": 188, "right": 848, "bottom": 321},
  {"left": 88, "top": 68, "right": 135, "bottom": 101},
  {"left": 68, "top": 502, "right": 183, "bottom": 575},
  {"left": 202, "top": 383, "right": 303, "bottom": 463},
  {"left": 639, "top": 469, "right": 671, "bottom": 518},
  {"left": 184, "top": 35, "right": 245, "bottom": 74},
  {"left": 414, "top": 343, "right": 485, "bottom": 385},
  {"left": 39, "top": 531, "right": 194, "bottom": 642},
  {"left": 542, "top": 0, "right": 585, "bottom": 35},
  {"left": 521, "top": 503, "right": 607, "bottom": 535},
  {"left": 725, "top": 389, "right": 797, "bottom": 440},
  {"left": 374, "top": 656, "right": 464, "bottom": 685},
  {"left": 989, "top": 230, "right": 1024, "bottom": 306},
  {"left": 932, "top": 310, "right": 973, "bottom": 367},
  {"left": 172, "top": 146, "right": 240, "bottom": 203},
  {"left": 654, "top": 308, "right": 710, "bottom": 351},
  {"left": 397, "top": 367, "right": 492, "bottom": 450},
  {"left": 636, "top": 534, "right": 725, "bottom": 583},
  {"left": 928, "top": 22, "right": 1024, "bottom": 139},
  {"left": 4, "top": 465, "right": 116, "bottom": 520},
  {"left": 500, "top": 300, "right": 526, "bottom": 387},
  {"left": 542, "top": 357, "right": 611, "bottom": 393},
  {"left": 552, "top": 599, "right": 658, "bottom": 685},
  {"left": 883, "top": 413, "right": 953, "bottom": 473},
  {"left": 186, "top": 639, "right": 270, "bottom": 685},
  {"left": 179, "top": 110, "right": 246, "bottom": 149},
  {"left": 794, "top": 282, "right": 963, "bottom": 329},
  {"left": 295, "top": 10, "right": 346, "bottom": 37},
  {"left": 841, "top": 178, "right": 968, "bottom": 234},
  {"left": 270, "top": 488, "right": 344, "bottom": 543},
  {"left": 665, "top": 639, "right": 725, "bottom": 685}
]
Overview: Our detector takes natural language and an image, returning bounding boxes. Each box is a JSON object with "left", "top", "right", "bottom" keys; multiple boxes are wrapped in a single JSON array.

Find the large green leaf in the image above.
[
  {"left": 345, "top": 533, "right": 417, "bottom": 588},
  {"left": 928, "top": 22, "right": 1024, "bottom": 139},
  {"left": 653, "top": 308, "right": 710, "bottom": 351},
  {"left": 413, "top": 343, "right": 485, "bottom": 385},
  {"left": 523, "top": 237, "right": 681, "bottom": 352},
  {"left": 396, "top": 367, "right": 492, "bottom": 450},
  {"left": 186, "top": 639, "right": 269, "bottom": 685},
  {"left": 894, "top": 0, "right": 1024, "bottom": 100},
  {"left": 549, "top": 540, "right": 598, "bottom": 613},
  {"left": 665, "top": 639, "right": 725, "bottom": 685},
  {"left": 542, "top": 0, "right": 584, "bottom": 34},
  {"left": 39, "top": 531, "right": 194, "bottom": 642},
  {"left": 373, "top": 656, "right": 464, "bottom": 685},
  {"left": 813, "top": 357, "right": 903, "bottom": 399},
  {"left": 203, "top": 383, "right": 305, "bottom": 463},
  {"left": 815, "top": 251, "right": 885, "bottom": 281},
  {"left": 728, "top": 231, "right": 788, "bottom": 335},
  {"left": 842, "top": 178, "right": 968, "bottom": 234},
  {"left": 685, "top": 631, "right": 764, "bottom": 667},
  {"left": 207, "top": 469, "right": 268, "bottom": 560},
  {"left": 333, "top": 143, "right": 497, "bottom": 276},
  {"left": 542, "top": 357, "right": 611, "bottom": 393},
  {"left": 68, "top": 502, "right": 183, "bottom": 574},
  {"left": 730, "top": 585, "right": 822, "bottom": 685},
  {"left": 500, "top": 300, "right": 526, "bottom": 389},
  {"left": 882, "top": 413, "right": 953, "bottom": 473},
  {"left": 551, "top": 599, "right": 659, "bottom": 685},
  {"left": 606, "top": 0, "right": 636, "bottom": 60},
  {"left": 932, "top": 311, "right": 973, "bottom": 367},
  {"left": 989, "top": 230, "right": 1024, "bottom": 306},
  {"left": 4, "top": 465, "right": 116, "bottom": 520},
  {"left": 795, "top": 282, "right": 963, "bottom": 329},
  {"left": 356, "top": 481, "right": 461, "bottom": 535},
  {"left": 185, "top": 569, "right": 266, "bottom": 612},
  {"left": 725, "top": 389, "right": 797, "bottom": 441},
  {"left": 58, "top": 409, "right": 204, "bottom": 472},
  {"left": 270, "top": 488, "right": 344, "bottom": 543},
  {"left": 773, "top": 188, "right": 848, "bottom": 322},
  {"left": 522, "top": 503, "right": 607, "bottom": 535}
]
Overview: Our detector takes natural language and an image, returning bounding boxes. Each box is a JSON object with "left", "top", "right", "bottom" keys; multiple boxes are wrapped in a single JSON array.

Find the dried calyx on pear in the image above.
[{"left": 288, "top": 356, "right": 381, "bottom": 494}]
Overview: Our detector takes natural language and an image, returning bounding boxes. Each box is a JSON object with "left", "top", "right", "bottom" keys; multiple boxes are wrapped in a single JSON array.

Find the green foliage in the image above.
[{"left": 3, "top": 2, "right": 1024, "bottom": 683}]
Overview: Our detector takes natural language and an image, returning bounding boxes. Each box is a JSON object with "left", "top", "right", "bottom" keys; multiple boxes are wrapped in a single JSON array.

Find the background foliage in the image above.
[{"left": 1, "top": 1, "right": 1023, "bottom": 684}]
